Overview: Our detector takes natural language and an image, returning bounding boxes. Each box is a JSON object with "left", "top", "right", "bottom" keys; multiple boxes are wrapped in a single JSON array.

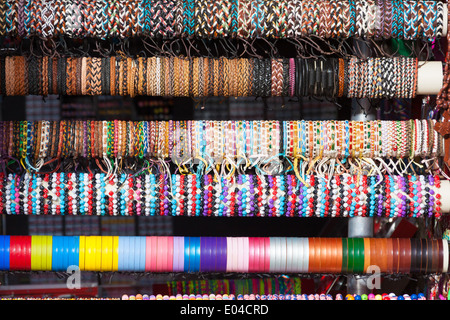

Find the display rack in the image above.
[{"left": 0, "top": 0, "right": 449, "bottom": 302}]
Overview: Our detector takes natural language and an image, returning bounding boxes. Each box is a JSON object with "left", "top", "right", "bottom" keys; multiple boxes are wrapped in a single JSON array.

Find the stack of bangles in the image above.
[
  {"left": 0, "top": 236, "right": 448, "bottom": 273},
  {"left": 0, "top": 56, "right": 420, "bottom": 99},
  {"left": 120, "top": 293, "right": 429, "bottom": 300},
  {"left": 0, "top": 172, "right": 444, "bottom": 218},
  {"left": 0, "top": 0, "right": 444, "bottom": 40},
  {"left": 0, "top": 120, "right": 444, "bottom": 172}
]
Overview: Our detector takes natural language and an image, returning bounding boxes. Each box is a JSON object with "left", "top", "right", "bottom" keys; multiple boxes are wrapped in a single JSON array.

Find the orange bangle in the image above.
[
  {"left": 335, "top": 237, "right": 342, "bottom": 273},
  {"left": 363, "top": 238, "right": 370, "bottom": 273},
  {"left": 308, "top": 237, "right": 316, "bottom": 273}
]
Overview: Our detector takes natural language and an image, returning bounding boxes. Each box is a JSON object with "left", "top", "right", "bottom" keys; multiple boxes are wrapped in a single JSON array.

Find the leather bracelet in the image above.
[
  {"left": 443, "top": 240, "right": 448, "bottom": 273},
  {"left": 295, "top": 58, "right": 301, "bottom": 97},
  {"left": 386, "top": 238, "right": 393, "bottom": 273},
  {"left": 410, "top": 238, "right": 418, "bottom": 273},
  {"left": 437, "top": 239, "right": 443, "bottom": 273},
  {"left": 392, "top": 237, "right": 399, "bottom": 273},
  {"left": 427, "top": 238, "right": 433, "bottom": 274},
  {"left": 302, "top": 58, "right": 308, "bottom": 97},
  {"left": 421, "top": 238, "right": 427, "bottom": 274}
]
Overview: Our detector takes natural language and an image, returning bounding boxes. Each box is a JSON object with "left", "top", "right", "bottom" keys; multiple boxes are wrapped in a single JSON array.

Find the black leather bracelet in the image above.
[
  {"left": 30, "top": 56, "right": 38, "bottom": 95},
  {"left": 282, "top": 58, "right": 289, "bottom": 97},
  {"left": 308, "top": 59, "right": 316, "bottom": 97},
  {"left": 253, "top": 58, "right": 259, "bottom": 97},
  {"left": 316, "top": 59, "right": 324, "bottom": 97},
  {"left": 264, "top": 59, "right": 271, "bottom": 97},
  {"left": 295, "top": 58, "right": 300, "bottom": 97},
  {"left": 302, "top": 58, "right": 307, "bottom": 97},
  {"left": 105, "top": 57, "right": 111, "bottom": 96}
]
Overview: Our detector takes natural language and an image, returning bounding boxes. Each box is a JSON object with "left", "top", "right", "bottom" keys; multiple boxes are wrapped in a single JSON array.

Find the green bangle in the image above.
[
  {"left": 354, "top": 238, "right": 364, "bottom": 273},
  {"left": 348, "top": 238, "right": 354, "bottom": 273},
  {"left": 342, "top": 238, "right": 348, "bottom": 273},
  {"left": 353, "top": 238, "right": 360, "bottom": 273}
]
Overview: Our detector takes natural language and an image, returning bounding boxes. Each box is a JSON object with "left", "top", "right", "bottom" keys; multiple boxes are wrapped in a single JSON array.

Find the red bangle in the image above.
[{"left": 10, "top": 236, "right": 31, "bottom": 271}]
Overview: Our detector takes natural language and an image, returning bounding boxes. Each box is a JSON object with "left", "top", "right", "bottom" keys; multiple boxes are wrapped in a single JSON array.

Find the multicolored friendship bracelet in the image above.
[
  {"left": 0, "top": 0, "right": 445, "bottom": 40},
  {"left": 0, "top": 56, "right": 420, "bottom": 99},
  {"left": 0, "top": 173, "right": 444, "bottom": 218},
  {"left": 0, "top": 236, "right": 447, "bottom": 274},
  {"left": 0, "top": 120, "right": 444, "bottom": 172}
]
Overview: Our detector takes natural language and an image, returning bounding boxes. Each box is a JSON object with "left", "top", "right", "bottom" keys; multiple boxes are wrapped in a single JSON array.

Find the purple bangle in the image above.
[
  {"left": 173, "top": 236, "right": 184, "bottom": 272},
  {"left": 200, "top": 237, "right": 213, "bottom": 272},
  {"left": 200, "top": 237, "right": 207, "bottom": 272},
  {"left": 216, "top": 237, "right": 227, "bottom": 272}
]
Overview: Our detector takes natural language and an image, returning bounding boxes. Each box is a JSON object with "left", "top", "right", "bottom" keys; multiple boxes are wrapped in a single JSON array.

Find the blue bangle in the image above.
[
  {"left": 184, "top": 236, "right": 191, "bottom": 272},
  {"left": 51, "top": 236, "right": 61, "bottom": 271},
  {"left": 136, "top": 236, "right": 146, "bottom": 272},
  {"left": 0, "top": 236, "right": 6, "bottom": 270},
  {"left": 189, "top": 236, "right": 199, "bottom": 272},
  {"left": 131, "top": 237, "right": 140, "bottom": 272},
  {"left": 70, "top": 236, "right": 79, "bottom": 268},
  {"left": 128, "top": 236, "right": 136, "bottom": 271},
  {"left": 62, "top": 235, "right": 70, "bottom": 270},
  {"left": 117, "top": 236, "right": 127, "bottom": 271}
]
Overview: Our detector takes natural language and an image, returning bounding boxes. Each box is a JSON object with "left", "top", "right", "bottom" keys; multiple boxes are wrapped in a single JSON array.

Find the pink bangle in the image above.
[
  {"left": 149, "top": 236, "right": 158, "bottom": 272},
  {"left": 145, "top": 237, "right": 152, "bottom": 271},
  {"left": 263, "top": 237, "right": 271, "bottom": 273},
  {"left": 258, "top": 237, "right": 264, "bottom": 273},
  {"left": 248, "top": 237, "right": 255, "bottom": 272},
  {"left": 157, "top": 236, "right": 167, "bottom": 272},
  {"left": 244, "top": 237, "right": 249, "bottom": 272},
  {"left": 166, "top": 236, "right": 174, "bottom": 272}
]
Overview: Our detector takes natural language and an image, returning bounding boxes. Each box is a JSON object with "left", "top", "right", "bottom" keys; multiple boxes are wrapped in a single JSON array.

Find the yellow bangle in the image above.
[
  {"left": 84, "top": 236, "right": 96, "bottom": 271},
  {"left": 31, "top": 236, "right": 43, "bottom": 271},
  {"left": 42, "top": 235, "right": 52, "bottom": 271},
  {"left": 112, "top": 236, "right": 119, "bottom": 272},
  {"left": 79, "top": 236, "right": 86, "bottom": 271},
  {"left": 101, "top": 236, "right": 114, "bottom": 272},
  {"left": 94, "top": 236, "right": 102, "bottom": 271}
]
